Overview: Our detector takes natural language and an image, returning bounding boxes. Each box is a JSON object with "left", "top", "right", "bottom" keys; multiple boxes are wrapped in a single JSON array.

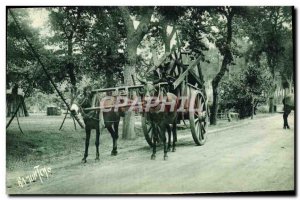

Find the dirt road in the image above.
[{"left": 7, "top": 113, "right": 294, "bottom": 194}]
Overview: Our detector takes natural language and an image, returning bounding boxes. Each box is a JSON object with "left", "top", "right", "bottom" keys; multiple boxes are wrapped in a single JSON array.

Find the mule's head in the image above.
[
  {"left": 70, "top": 86, "right": 94, "bottom": 116},
  {"left": 137, "top": 76, "right": 161, "bottom": 102},
  {"left": 70, "top": 103, "right": 80, "bottom": 116},
  {"left": 144, "top": 82, "right": 157, "bottom": 100}
]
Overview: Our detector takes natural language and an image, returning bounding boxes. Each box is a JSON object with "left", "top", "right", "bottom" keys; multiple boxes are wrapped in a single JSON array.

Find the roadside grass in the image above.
[
  {"left": 6, "top": 114, "right": 147, "bottom": 171},
  {"left": 7, "top": 114, "right": 82, "bottom": 171}
]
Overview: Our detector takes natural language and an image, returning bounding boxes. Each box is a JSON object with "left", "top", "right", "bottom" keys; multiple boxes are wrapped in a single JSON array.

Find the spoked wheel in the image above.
[{"left": 189, "top": 90, "right": 208, "bottom": 146}]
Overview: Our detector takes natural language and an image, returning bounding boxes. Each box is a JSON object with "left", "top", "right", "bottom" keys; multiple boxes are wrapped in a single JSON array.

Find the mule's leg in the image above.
[
  {"left": 107, "top": 125, "right": 118, "bottom": 156},
  {"left": 82, "top": 128, "right": 91, "bottom": 163},
  {"left": 95, "top": 127, "right": 100, "bottom": 161},
  {"left": 112, "top": 122, "right": 119, "bottom": 155},
  {"left": 172, "top": 122, "right": 177, "bottom": 152},
  {"left": 166, "top": 125, "right": 172, "bottom": 152},
  {"left": 151, "top": 124, "right": 157, "bottom": 160},
  {"left": 160, "top": 125, "right": 168, "bottom": 161}
]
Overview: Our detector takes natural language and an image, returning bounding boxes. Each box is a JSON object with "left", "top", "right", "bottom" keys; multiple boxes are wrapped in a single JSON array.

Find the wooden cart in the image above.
[
  {"left": 142, "top": 49, "right": 209, "bottom": 146},
  {"left": 84, "top": 48, "right": 208, "bottom": 147}
]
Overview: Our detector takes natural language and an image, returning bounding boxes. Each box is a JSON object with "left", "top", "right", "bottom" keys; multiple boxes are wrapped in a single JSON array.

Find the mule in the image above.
[
  {"left": 282, "top": 94, "right": 294, "bottom": 129},
  {"left": 138, "top": 78, "right": 178, "bottom": 160},
  {"left": 71, "top": 86, "right": 121, "bottom": 163}
]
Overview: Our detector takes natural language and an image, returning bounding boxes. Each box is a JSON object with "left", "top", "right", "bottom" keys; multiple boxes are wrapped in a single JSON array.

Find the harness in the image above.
[
  {"left": 144, "top": 84, "right": 179, "bottom": 113},
  {"left": 76, "top": 97, "right": 100, "bottom": 121},
  {"left": 75, "top": 95, "right": 120, "bottom": 123}
]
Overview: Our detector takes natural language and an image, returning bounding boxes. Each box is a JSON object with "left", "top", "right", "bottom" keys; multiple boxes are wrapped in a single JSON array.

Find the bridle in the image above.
[
  {"left": 72, "top": 95, "right": 101, "bottom": 121},
  {"left": 73, "top": 94, "right": 120, "bottom": 123}
]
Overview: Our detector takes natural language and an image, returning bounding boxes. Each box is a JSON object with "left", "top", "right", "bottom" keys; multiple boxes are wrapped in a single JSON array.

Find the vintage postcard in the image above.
[{"left": 6, "top": 6, "right": 295, "bottom": 195}]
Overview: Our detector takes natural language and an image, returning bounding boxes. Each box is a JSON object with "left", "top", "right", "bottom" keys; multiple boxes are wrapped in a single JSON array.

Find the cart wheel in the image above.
[
  {"left": 142, "top": 114, "right": 155, "bottom": 147},
  {"left": 189, "top": 91, "right": 208, "bottom": 146}
]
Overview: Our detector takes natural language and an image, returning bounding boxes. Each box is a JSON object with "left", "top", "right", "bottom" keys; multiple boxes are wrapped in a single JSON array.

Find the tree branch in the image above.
[
  {"left": 118, "top": 6, "right": 135, "bottom": 35},
  {"left": 135, "top": 7, "right": 154, "bottom": 41},
  {"left": 57, "top": 19, "right": 69, "bottom": 39},
  {"left": 168, "top": 26, "right": 177, "bottom": 41},
  {"left": 71, "top": 8, "right": 82, "bottom": 33}
]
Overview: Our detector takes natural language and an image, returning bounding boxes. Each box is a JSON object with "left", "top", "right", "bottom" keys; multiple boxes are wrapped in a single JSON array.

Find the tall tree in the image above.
[
  {"left": 242, "top": 7, "right": 293, "bottom": 112},
  {"left": 80, "top": 7, "right": 126, "bottom": 88},
  {"left": 7, "top": 8, "right": 43, "bottom": 91},
  {"left": 154, "top": 7, "right": 186, "bottom": 52},
  {"left": 119, "top": 6, "right": 154, "bottom": 139},
  {"left": 48, "top": 7, "right": 90, "bottom": 94},
  {"left": 278, "top": 30, "right": 293, "bottom": 95},
  {"left": 209, "top": 7, "right": 236, "bottom": 125}
]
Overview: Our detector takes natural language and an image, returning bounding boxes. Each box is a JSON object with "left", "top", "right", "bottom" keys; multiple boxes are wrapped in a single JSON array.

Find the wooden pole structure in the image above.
[
  {"left": 59, "top": 111, "right": 69, "bottom": 130},
  {"left": 8, "top": 10, "right": 85, "bottom": 129},
  {"left": 173, "top": 55, "right": 202, "bottom": 89},
  {"left": 6, "top": 92, "right": 30, "bottom": 129}
]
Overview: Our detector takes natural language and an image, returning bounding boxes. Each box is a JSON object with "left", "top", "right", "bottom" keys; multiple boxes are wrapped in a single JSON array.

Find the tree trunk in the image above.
[
  {"left": 22, "top": 96, "right": 29, "bottom": 116},
  {"left": 165, "top": 40, "right": 171, "bottom": 53},
  {"left": 266, "top": 53, "right": 278, "bottom": 113},
  {"left": 209, "top": 11, "right": 234, "bottom": 125},
  {"left": 269, "top": 96, "right": 275, "bottom": 113},
  {"left": 119, "top": 6, "right": 153, "bottom": 139},
  {"left": 105, "top": 69, "right": 114, "bottom": 88},
  {"left": 197, "top": 63, "right": 206, "bottom": 98},
  {"left": 67, "top": 37, "right": 77, "bottom": 91},
  {"left": 251, "top": 97, "right": 255, "bottom": 119},
  {"left": 122, "top": 42, "right": 138, "bottom": 139},
  {"left": 210, "top": 52, "right": 232, "bottom": 125},
  {"left": 161, "top": 20, "right": 176, "bottom": 53},
  {"left": 268, "top": 76, "right": 276, "bottom": 113},
  {"left": 289, "top": 73, "right": 293, "bottom": 94},
  {"left": 269, "top": 98, "right": 274, "bottom": 112},
  {"left": 66, "top": 37, "right": 78, "bottom": 103},
  {"left": 210, "top": 85, "right": 218, "bottom": 125}
]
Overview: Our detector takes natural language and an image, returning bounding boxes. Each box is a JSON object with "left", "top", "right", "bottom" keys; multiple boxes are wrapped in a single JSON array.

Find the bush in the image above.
[
  {"left": 256, "top": 105, "right": 269, "bottom": 113},
  {"left": 219, "top": 63, "right": 272, "bottom": 118}
]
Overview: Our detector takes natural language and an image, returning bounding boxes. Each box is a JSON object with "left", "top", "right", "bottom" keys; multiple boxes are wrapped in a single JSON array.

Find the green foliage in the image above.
[
  {"left": 48, "top": 7, "right": 90, "bottom": 44},
  {"left": 277, "top": 26, "right": 294, "bottom": 88},
  {"left": 155, "top": 6, "right": 186, "bottom": 22},
  {"left": 26, "top": 91, "right": 58, "bottom": 112},
  {"left": 179, "top": 7, "right": 209, "bottom": 58},
  {"left": 80, "top": 7, "right": 126, "bottom": 86},
  {"left": 242, "top": 7, "right": 293, "bottom": 78},
  {"left": 48, "top": 7, "right": 92, "bottom": 87},
  {"left": 7, "top": 6, "right": 293, "bottom": 112},
  {"left": 219, "top": 63, "right": 273, "bottom": 118},
  {"left": 25, "top": 76, "right": 103, "bottom": 112},
  {"left": 7, "top": 8, "right": 53, "bottom": 93}
]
